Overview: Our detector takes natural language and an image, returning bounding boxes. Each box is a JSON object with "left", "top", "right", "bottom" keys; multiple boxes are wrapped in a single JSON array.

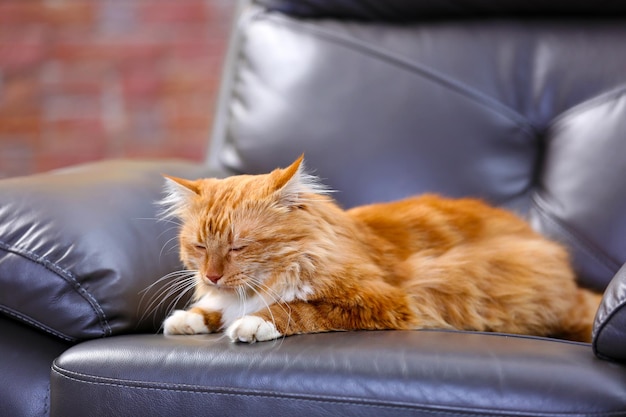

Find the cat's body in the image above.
[{"left": 161, "top": 156, "right": 601, "bottom": 343}]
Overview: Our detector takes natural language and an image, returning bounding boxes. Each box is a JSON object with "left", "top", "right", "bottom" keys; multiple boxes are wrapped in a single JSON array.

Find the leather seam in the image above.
[
  {"left": 593, "top": 300, "right": 626, "bottom": 358},
  {"left": 549, "top": 84, "right": 626, "bottom": 131},
  {"left": 251, "top": 11, "right": 537, "bottom": 138},
  {"left": 530, "top": 195, "right": 620, "bottom": 278},
  {"left": 0, "top": 241, "right": 111, "bottom": 338},
  {"left": 592, "top": 271, "right": 626, "bottom": 358},
  {"left": 50, "top": 364, "right": 604, "bottom": 417},
  {"left": 595, "top": 268, "right": 626, "bottom": 326},
  {"left": 43, "top": 382, "right": 50, "bottom": 417},
  {"left": 0, "top": 306, "right": 75, "bottom": 342}
]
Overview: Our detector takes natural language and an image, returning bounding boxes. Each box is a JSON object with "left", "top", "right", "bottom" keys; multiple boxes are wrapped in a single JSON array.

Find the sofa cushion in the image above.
[
  {"left": 593, "top": 263, "right": 626, "bottom": 362},
  {"left": 50, "top": 331, "right": 626, "bottom": 417},
  {"left": 0, "top": 159, "right": 217, "bottom": 342},
  {"left": 210, "top": 8, "right": 626, "bottom": 291}
]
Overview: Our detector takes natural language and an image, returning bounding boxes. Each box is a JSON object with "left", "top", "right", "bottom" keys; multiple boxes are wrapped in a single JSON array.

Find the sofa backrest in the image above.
[{"left": 207, "top": 0, "right": 626, "bottom": 292}]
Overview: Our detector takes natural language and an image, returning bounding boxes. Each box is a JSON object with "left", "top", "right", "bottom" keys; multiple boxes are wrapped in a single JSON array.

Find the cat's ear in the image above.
[
  {"left": 272, "top": 155, "right": 331, "bottom": 206},
  {"left": 160, "top": 175, "right": 200, "bottom": 219},
  {"left": 164, "top": 175, "right": 200, "bottom": 195}
]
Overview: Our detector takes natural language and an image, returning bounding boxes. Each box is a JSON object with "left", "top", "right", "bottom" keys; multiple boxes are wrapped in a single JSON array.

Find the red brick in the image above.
[
  {"left": 44, "top": 119, "right": 105, "bottom": 136},
  {"left": 0, "top": 3, "right": 49, "bottom": 24},
  {"left": 0, "top": 25, "right": 48, "bottom": 43},
  {"left": 0, "top": 0, "right": 236, "bottom": 178},
  {"left": 161, "top": 94, "right": 214, "bottom": 131},
  {"left": 0, "top": 75, "right": 41, "bottom": 112},
  {"left": 0, "top": 42, "right": 48, "bottom": 74},
  {"left": 40, "top": 130, "right": 108, "bottom": 157},
  {"left": 138, "top": 1, "right": 209, "bottom": 24},
  {"left": 53, "top": 40, "right": 165, "bottom": 63},
  {"left": 34, "top": 153, "right": 104, "bottom": 174},
  {"left": 165, "top": 133, "right": 210, "bottom": 161},
  {"left": 160, "top": 58, "right": 222, "bottom": 95},
  {"left": 42, "top": 93, "right": 103, "bottom": 123},
  {"left": 0, "top": 135, "right": 39, "bottom": 178},
  {"left": 121, "top": 62, "right": 163, "bottom": 98},
  {"left": 40, "top": 61, "right": 113, "bottom": 92},
  {"left": 0, "top": 116, "right": 42, "bottom": 135},
  {"left": 0, "top": 2, "right": 94, "bottom": 26}
]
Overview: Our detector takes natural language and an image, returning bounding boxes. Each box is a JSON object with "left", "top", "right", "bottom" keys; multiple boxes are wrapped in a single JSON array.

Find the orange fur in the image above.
[{"left": 161, "top": 156, "right": 602, "bottom": 343}]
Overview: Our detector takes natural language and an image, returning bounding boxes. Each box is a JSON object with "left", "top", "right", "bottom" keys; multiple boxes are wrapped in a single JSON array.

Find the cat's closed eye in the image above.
[
  {"left": 230, "top": 245, "right": 247, "bottom": 253},
  {"left": 193, "top": 244, "right": 206, "bottom": 251}
]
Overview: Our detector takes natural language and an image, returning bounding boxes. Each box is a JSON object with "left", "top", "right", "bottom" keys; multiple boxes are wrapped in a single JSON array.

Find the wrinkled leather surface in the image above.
[
  {"left": 530, "top": 90, "right": 626, "bottom": 292},
  {"left": 51, "top": 331, "right": 626, "bottom": 417},
  {"left": 212, "top": 8, "right": 626, "bottom": 291},
  {"left": 258, "top": 0, "right": 626, "bottom": 20},
  {"left": 594, "top": 263, "right": 626, "bottom": 362},
  {"left": 0, "top": 160, "right": 219, "bottom": 341},
  {"left": 0, "top": 315, "right": 71, "bottom": 417},
  {"left": 4, "top": 1, "right": 626, "bottom": 416}
]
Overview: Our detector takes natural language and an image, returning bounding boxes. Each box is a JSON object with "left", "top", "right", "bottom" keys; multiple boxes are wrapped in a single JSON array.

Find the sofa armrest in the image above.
[
  {"left": 0, "top": 159, "right": 221, "bottom": 342},
  {"left": 593, "top": 262, "right": 626, "bottom": 362}
]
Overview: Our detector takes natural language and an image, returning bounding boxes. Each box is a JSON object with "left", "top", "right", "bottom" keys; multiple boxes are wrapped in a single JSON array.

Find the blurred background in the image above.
[{"left": 0, "top": 0, "right": 236, "bottom": 178}]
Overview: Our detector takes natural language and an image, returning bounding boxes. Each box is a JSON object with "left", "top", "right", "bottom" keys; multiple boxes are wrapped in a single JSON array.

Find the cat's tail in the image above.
[{"left": 558, "top": 287, "right": 603, "bottom": 343}]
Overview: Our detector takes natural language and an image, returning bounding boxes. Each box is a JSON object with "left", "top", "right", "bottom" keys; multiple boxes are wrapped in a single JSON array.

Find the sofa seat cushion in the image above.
[
  {"left": 50, "top": 331, "right": 626, "bottom": 417},
  {"left": 0, "top": 160, "right": 219, "bottom": 342}
]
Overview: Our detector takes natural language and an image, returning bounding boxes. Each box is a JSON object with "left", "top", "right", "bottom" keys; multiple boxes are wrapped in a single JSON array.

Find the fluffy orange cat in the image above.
[{"left": 161, "top": 156, "right": 601, "bottom": 343}]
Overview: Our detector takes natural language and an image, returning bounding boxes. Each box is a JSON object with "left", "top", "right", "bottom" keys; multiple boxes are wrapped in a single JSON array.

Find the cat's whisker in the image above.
[
  {"left": 241, "top": 280, "right": 280, "bottom": 333},
  {"left": 240, "top": 274, "right": 293, "bottom": 335},
  {"left": 247, "top": 278, "right": 292, "bottom": 346},
  {"left": 138, "top": 270, "right": 197, "bottom": 327},
  {"left": 157, "top": 217, "right": 183, "bottom": 227},
  {"left": 156, "top": 281, "right": 198, "bottom": 333},
  {"left": 152, "top": 277, "right": 199, "bottom": 333},
  {"left": 159, "top": 275, "right": 196, "bottom": 306},
  {"left": 139, "top": 270, "right": 196, "bottom": 296},
  {"left": 155, "top": 223, "right": 182, "bottom": 240},
  {"left": 136, "top": 216, "right": 183, "bottom": 228},
  {"left": 139, "top": 277, "right": 195, "bottom": 326},
  {"left": 247, "top": 276, "right": 291, "bottom": 309},
  {"left": 159, "top": 234, "right": 182, "bottom": 259},
  {"left": 236, "top": 285, "right": 248, "bottom": 322}
]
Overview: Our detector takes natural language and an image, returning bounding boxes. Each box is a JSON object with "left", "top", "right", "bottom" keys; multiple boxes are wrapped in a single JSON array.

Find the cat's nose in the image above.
[{"left": 205, "top": 274, "right": 223, "bottom": 284}]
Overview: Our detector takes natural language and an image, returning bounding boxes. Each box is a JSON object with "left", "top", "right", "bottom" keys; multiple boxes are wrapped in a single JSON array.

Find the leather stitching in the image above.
[
  {"left": 51, "top": 364, "right": 608, "bottom": 417},
  {"left": 0, "top": 241, "right": 111, "bottom": 339},
  {"left": 0, "top": 306, "right": 75, "bottom": 342}
]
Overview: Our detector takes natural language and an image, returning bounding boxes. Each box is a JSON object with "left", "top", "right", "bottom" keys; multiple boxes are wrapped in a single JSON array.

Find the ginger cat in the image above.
[{"left": 161, "top": 156, "right": 601, "bottom": 343}]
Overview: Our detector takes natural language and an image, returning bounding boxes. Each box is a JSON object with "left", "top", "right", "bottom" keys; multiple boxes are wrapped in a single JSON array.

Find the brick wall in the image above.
[{"left": 0, "top": 0, "right": 236, "bottom": 178}]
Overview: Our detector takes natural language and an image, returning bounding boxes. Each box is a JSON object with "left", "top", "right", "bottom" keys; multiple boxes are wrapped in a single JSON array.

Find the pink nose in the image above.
[{"left": 205, "top": 274, "right": 222, "bottom": 284}]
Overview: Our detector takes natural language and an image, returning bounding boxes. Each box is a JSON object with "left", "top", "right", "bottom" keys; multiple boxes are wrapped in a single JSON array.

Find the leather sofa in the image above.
[{"left": 1, "top": 0, "right": 625, "bottom": 416}]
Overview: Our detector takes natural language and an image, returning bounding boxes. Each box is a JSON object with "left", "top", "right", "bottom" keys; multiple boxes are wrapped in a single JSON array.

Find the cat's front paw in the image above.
[
  {"left": 163, "top": 310, "right": 210, "bottom": 335},
  {"left": 226, "top": 315, "right": 282, "bottom": 343}
]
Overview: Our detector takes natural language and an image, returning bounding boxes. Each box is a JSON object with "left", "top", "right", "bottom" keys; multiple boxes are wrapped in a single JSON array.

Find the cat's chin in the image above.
[
  {"left": 197, "top": 283, "right": 238, "bottom": 295},
  {"left": 214, "top": 285, "right": 239, "bottom": 293}
]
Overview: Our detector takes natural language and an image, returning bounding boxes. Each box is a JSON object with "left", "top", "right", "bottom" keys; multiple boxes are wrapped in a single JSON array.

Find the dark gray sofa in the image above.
[{"left": 1, "top": 1, "right": 625, "bottom": 416}]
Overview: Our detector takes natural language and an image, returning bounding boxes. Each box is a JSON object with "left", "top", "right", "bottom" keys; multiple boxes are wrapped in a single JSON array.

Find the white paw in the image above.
[
  {"left": 163, "top": 310, "right": 209, "bottom": 335},
  {"left": 226, "top": 315, "right": 282, "bottom": 343}
]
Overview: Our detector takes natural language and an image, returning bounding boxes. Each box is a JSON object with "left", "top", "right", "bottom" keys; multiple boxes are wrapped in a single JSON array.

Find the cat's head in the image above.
[{"left": 160, "top": 155, "right": 332, "bottom": 299}]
